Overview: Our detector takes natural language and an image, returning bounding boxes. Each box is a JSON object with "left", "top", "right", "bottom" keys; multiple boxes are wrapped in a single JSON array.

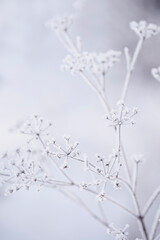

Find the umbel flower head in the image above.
[
  {"left": 61, "top": 50, "right": 121, "bottom": 75},
  {"left": 130, "top": 21, "right": 160, "bottom": 39},
  {"left": 45, "top": 15, "right": 74, "bottom": 33},
  {"left": 151, "top": 67, "right": 160, "bottom": 82}
]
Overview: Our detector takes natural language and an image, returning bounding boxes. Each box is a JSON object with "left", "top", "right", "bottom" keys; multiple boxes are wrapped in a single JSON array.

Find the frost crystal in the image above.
[
  {"left": 130, "top": 21, "right": 160, "bottom": 39},
  {"left": 152, "top": 67, "right": 160, "bottom": 82}
]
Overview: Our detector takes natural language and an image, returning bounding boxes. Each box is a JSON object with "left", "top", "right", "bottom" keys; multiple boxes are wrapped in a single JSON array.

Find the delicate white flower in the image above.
[
  {"left": 45, "top": 15, "right": 74, "bottom": 33},
  {"left": 152, "top": 67, "right": 160, "bottom": 82},
  {"left": 130, "top": 21, "right": 160, "bottom": 39}
]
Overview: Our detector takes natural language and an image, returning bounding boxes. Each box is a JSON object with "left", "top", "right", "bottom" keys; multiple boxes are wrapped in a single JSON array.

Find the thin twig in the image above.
[
  {"left": 143, "top": 186, "right": 160, "bottom": 217},
  {"left": 150, "top": 205, "right": 160, "bottom": 240}
]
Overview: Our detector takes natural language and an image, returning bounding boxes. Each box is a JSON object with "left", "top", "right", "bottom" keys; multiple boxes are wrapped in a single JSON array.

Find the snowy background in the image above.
[{"left": 0, "top": 0, "right": 160, "bottom": 239}]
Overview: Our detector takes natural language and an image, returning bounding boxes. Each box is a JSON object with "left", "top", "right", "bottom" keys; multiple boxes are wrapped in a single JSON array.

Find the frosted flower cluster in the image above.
[
  {"left": 106, "top": 103, "right": 138, "bottom": 127},
  {"left": 152, "top": 67, "right": 160, "bottom": 82},
  {"left": 47, "top": 135, "right": 80, "bottom": 169},
  {"left": 20, "top": 114, "right": 52, "bottom": 140},
  {"left": 0, "top": 148, "right": 48, "bottom": 195},
  {"left": 130, "top": 21, "right": 160, "bottom": 39},
  {"left": 90, "top": 50, "right": 121, "bottom": 75},
  {"left": 61, "top": 52, "right": 91, "bottom": 74},
  {"left": 45, "top": 15, "right": 74, "bottom": 33},
  {"left": 61, "top": 50, "right": 121, "bottom": 75}
]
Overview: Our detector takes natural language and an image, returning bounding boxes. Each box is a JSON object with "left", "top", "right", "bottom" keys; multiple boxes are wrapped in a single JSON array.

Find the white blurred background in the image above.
[{"left": 0, "top": 0, "right": 160, "bottom": 239}]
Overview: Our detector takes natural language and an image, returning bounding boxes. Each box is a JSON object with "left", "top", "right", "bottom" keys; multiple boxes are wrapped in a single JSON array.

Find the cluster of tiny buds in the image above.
[
  {"left": 152, "top": 67, "right": 160, "bottom": 82},
  {"left": 45, "top": 15, "right": 75, "bottom": 33},
  {"left": 130, "top": 21, "right": 160, "bottom": 39},
  {"left": 106, "top": 102, "right": 138, "bottom": 127}
]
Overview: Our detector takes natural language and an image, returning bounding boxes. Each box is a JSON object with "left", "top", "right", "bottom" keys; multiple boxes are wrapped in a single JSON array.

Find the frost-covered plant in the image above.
[{"left": 0, "top": 15, "right": 160, "bottom": 240}]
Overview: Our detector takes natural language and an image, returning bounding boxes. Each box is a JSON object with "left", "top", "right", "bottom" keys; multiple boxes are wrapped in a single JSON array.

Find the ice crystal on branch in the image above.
[
  {"left": 130, "top": 21, "right": 160, "bottom": 39},
  {"left": 152, "top": 67, "right": 160, "bottom": 82}
]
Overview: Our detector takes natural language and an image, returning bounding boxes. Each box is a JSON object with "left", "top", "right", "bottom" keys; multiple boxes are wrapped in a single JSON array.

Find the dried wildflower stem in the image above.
[
  {"left": 57, "top": 32, "right": 74, "bottom": 54},
  {"left": 0, "top": 172, "right": 10, "bottom": 177},
  {"left": 118, "top": 38, "right": 144, "bottom": 184},
  {"left": 80, "top": 71, "right": 111, "bottom": 113},
  {"left": 121, "top": 143, "right": 132, "bottom": 182},
  {"left": 97, "top": 201, "right": 108, "bottom": 223},
  {"left": 119, "top": 176, "right": 148, "bottom": 240},
  {"left": 62, "top": 31, "right": 111, "bottom": 114},
  {"left": 58, "top": 188, "right": 109, "bottom": 227},
  {"left": 78, "top": 184, "right": 138, "bottom": 218},
  {"left": 38, "top": 135, "right": 136, "bottom": 219},
  {"left": 132, "top": 162, "right": 139, "bottom": 192},
  {"left": 62, "top": 30, "right": 133, "bottom": 186},
  {"left": 149, "top": 205, "right": 160, "bottom": 240},
  {"left": 143, "top": 187, "right": 160, "bottom": 217},
  {"left": 121, "top": 37, "right": 144, "bottom": 102},
  {"left": 38, "top": 136, "right": 74, "bottom": 184}
]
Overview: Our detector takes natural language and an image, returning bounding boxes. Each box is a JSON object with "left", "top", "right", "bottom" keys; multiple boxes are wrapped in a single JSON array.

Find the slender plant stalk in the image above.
[
  {"left": 143, "top": 187, "right": 160, "bottom": 217},
  {"left": 55, "top": 29, "right": 149, "bottom": 239},
  {"left": 150, "top": 205, "right": 160, "bottom": 240}
]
